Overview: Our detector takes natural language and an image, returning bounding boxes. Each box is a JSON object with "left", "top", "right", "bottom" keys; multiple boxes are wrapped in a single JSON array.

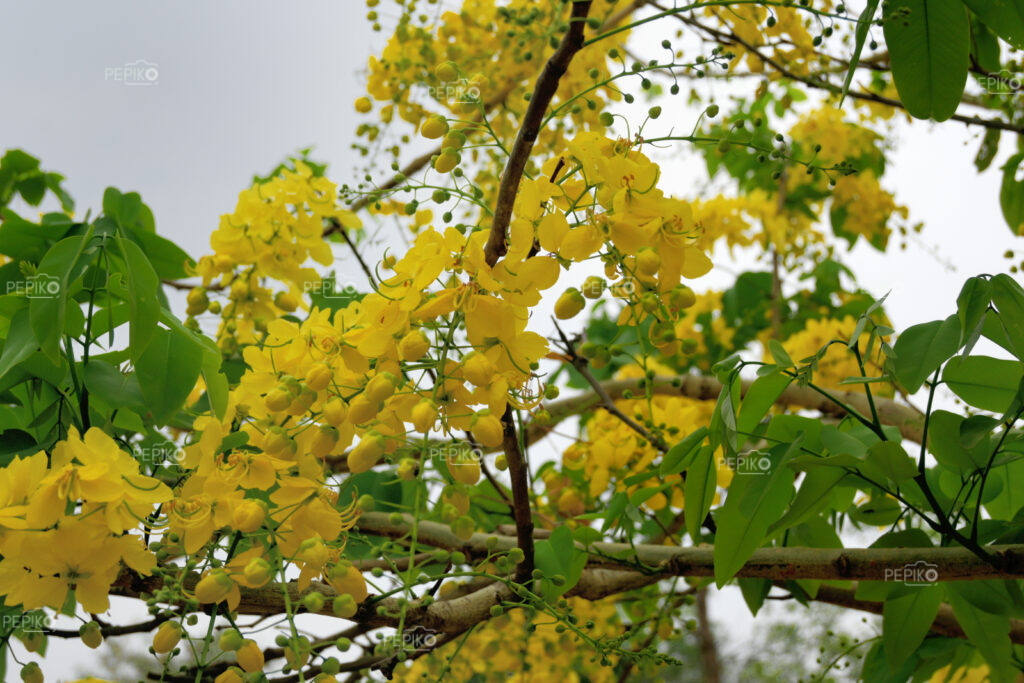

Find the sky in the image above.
[{"left": 1, "top": 1, "right": 1021, "bottom": 681}]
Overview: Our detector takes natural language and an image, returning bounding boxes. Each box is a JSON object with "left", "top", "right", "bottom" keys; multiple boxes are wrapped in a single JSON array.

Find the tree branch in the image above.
[{"left": 483, "top": 0, "right": 595, "bottom": 267}]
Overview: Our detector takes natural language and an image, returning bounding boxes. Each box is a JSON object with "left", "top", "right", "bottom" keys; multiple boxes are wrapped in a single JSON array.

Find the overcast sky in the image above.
[{"left": 2, "top": 1, "right": 1021, "bottom": 681}]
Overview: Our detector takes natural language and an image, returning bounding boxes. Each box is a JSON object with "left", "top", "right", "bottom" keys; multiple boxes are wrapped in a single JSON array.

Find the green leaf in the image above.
[
  {"left": 736, "top": 371, "right": 792, "bottom": 449},
  {"left": 962, "top": 0, "right": 1024, "bottom": 50},
  {"left": 928, "top": 410, "right": 987, "bottom": 472},
  {"left": 103, "top": 187, "right": 155, "bottom": 232},
  {"left": 82, "top": 360, "right": 147, "bottom": 415},
  {"left": 660, "top": 426, "right": 708, "bottom": 477},
  {"left": 0, "top": 306, "right": 37, "bottom": 381},
  {"left": 960, "top": 414, "right": 1000, "bottom": 449},
  {"left": 134, "top": 327, "right": 204, "bottom": 424},
  {"left": 882, "top": 585, "right": 943, "bottom": 671},
  {"left": 892, "top": 315, "right": 961, "bottom": 393},
  {"left": 990, "top": 274, "right": 1024, "bottom": 360},
  {"left": 883, "top": 0, "right": 969, "bottom": 121},
  {"left": 850, "top": 496, "right": 903, "bottom": 525},
  {"left": 738, "top": 577, "right": 770, "bottom": 616},
  {"left": 128, "top": 229, "right": 194, "bottom": 280},
  {"left": 957, "top": 276, "right": 992, "bottom": 347},
  {"left": 947, "top": 585, "right": 1016, "bottom": 683},
  {"left": 30, "top": 231, "right": 93, "bottom": 362},
  {"left": 201, "top": 352, "right": 229, "bottom": 420},
  {"left": 534, "top": 525, "right": 586, "bottom": 601},
  {"left": 601, "top": 492, "right": 628, "bottom": 533},
  {"left": 840, "top": 0, "right": 881, "bottom": 106},
  {"left": 974, "top": 127, "right": 1001, "bottom": 173},
  {"left": 684, "top": 446, "right": 717, "bottom": 543},
  {"left": 1000, "top": 152, "right": 1024, "bottom": 237},
  {"left": 114, "top": 233, "right": 160, "bottom": 360},
  {"left": 951, "top": 580, "right": 1021, "bottom": 617},
  {"left": 714, "top": 439, "right": 798, "bottom": 587},
  {"left": 768, "top": 466, "right": 846, "bottom": 536},
  {"left": 766, "top": 339, "right": 794, "bottom": 368},
  {"left": 942, "top": 355, "right": 1024, "bottom": 413},
  {"left": 867, "top": 441, "right": 919, "bottom": 484}
]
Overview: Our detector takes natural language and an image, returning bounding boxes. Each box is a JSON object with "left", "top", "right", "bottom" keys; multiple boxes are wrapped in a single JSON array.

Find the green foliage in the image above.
[{"left": 883, "top": 0, "right": 969, "bottom": 121}]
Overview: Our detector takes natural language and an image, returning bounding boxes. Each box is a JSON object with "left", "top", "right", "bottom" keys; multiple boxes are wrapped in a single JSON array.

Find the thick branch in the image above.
[
  {"left": 500, "top": 404, "right": 535, "bottom": 583},
  {"left": 483, "top": 0, "right": 594, "bottom": 266},
  {"left": 355, "top": 513, "right": 1024, "bottom": 580},
  {"left": 531, "top": 374, "right": 925, "bottom": 444}
]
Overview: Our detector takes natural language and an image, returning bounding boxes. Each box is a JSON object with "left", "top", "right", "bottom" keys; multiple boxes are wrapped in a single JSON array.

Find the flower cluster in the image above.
[
  {"left": 0, "top": 428, "right": 169, "bottom": 613},
  {"left": 190, "top": 161, "right": 362, "bottom": 348}
]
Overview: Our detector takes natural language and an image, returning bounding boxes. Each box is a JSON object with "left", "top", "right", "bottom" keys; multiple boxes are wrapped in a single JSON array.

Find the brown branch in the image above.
[
  {"left": 695, "top": 588, "right": 721, "bottom": 683},
  {"left": 483, "top": 0, "right": 595, "bottom": 267},
  {"left": 500, "top": 404, "right": 535, "bottom": 584}
]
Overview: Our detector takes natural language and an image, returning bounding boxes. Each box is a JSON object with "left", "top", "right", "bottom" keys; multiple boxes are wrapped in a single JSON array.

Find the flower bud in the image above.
[
  {"left": 411, "top": 399, "right": 437, "bottom": 433},
  {"left": 347, "top": 432, "right": 386, "bottom": 473},
  {"left": 304, "top": 363, "right": 333, "bottom": 392},
  {"left": 311, "top": 424, "right": 340, "bottom": 459},
  {"left": 274, "top": 291, "right": 299, "bottom": 312},
  {"left": 421, "top": 115, "right": 449, "bottom": 139},
  {"left": 472, "top": 412, "right": 503, "bottom": 448},
  {"left": 219, "top": 629, "right": 245, "bottom": 652},
  {"left": 236, "top": 639, "right": 265, "bottom": 673},
  {"left": 79, "top": 621, "right": 103, "bottom": 649},
  {"left": 461, "top": 352, "right": 494, "bottom": 386},
  {"left": 398, "top": 330, "right": 430, "bottom": 361},
  {"left": 364, "top": 372, "right": 398, "bottom": 403},
  {"left": 554, "top": 288, "right": 586, "bottom": 320},
  {"left": 327, "top": 564, "right": 368, "bottom": 603},
  {"left": 323, "top": 398, "right": 349, "bottom": 426},
  {"left": 152, "top": 621, "right": 182, "bottom": 654},
  {"left": 195, "top": 570, "right": 234, "bottom": 604},
  {"left": 232, "top": 500, "right": 265, "bottom": 533},
  {"left": 243, "top": 558, "right": 273, "bottom": 587}
]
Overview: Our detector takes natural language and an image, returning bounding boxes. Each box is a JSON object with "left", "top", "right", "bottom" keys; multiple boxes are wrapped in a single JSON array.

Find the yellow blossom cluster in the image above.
[
  {"left": 360, "top": 0, "right": 626, "bottom": 148},
  {"left": 393, "top": 596, "right": 623, "bottom": 682},
  {"left": 191, "top": 161, "right": 362, "bottom": 348},
  {"left": 773, "top": 315, "right": 887, "bottom": 391},
  {"left": 0, "top": 428, "right": 169, "bottom": 613},
  {"left": 711, "top": 2, "right": 831, "bottom": 76},
  {"left": 559, "top": 365, "right": 731, "bottom": 515},
  {"left": 788, "top": 105, "right": 882, "bottom": 168},
  {"left": 830, "top": 171, "right": 908, "bottom": 244}
]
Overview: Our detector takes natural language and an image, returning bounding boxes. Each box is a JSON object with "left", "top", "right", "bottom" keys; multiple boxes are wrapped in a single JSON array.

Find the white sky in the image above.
[{"left": 1, "top": 1, "right": 1021, "bottom": 680}]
